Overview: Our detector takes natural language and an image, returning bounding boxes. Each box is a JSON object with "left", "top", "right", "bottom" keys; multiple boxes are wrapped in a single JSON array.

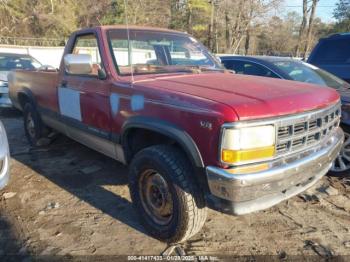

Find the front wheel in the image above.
[
  {"left": 129, "top": 145, "right": 207, "bottom": 243},
  {"left": 329, "top": 126, "right": 350, "bottom": 176}
]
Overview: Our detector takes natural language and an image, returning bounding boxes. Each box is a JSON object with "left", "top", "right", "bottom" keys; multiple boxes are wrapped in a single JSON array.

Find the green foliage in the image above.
[
  {"left": 332, "top": 20, "right": 350, "bottom": 33},
  {"left": 100, "top": 0, "right": 124, "bottom": 25},
  {"left": 332, "top": 0, "right": 350, "bottom": 34},
  {"left": 188, "top": 0, "right": 210, "bottom": 11},
  {"left": 0, "top": 0, "right": 343, "bottom": 55},
  {"left": 333, "top": 0, "right": 350, "bottom": 21}
]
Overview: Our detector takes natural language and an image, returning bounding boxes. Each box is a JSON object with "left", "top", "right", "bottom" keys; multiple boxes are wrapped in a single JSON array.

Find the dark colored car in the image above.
[
  {"left": 220, "top": 55, "right": 350, "bottom": 174},
  {"left": 308, "top": 33, "right": 350, "bottom": 83},
  {"left": 0, "top": 53, "right": 42, "bottom": 107}
]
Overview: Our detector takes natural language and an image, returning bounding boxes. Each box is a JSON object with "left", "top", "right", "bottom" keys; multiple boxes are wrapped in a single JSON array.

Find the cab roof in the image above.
[{"left": 79, "top": 25, "right": 188, "bottom": 35}]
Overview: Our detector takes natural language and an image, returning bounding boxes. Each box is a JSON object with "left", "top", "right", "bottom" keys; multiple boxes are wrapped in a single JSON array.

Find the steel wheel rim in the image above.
[
  {"left": 26, "top": 113, "right": 36, "bottom": 138},
  {"left": 331, "top": 131, "right": 350, "bottom": 172},
  {"left": 139, "top": 169, "right": 173, "bottom": 225}
]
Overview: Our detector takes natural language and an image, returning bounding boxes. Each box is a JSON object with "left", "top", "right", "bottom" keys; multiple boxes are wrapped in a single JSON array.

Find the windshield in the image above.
[
  {"left": 273, "top": 60, "right": 349, "bottom": 89},
  {"left": 107, "top": 29, "right": 222, "bottom": 75},
  {"left": 0, "top": 55, "right": 42, "bottom": 71}
]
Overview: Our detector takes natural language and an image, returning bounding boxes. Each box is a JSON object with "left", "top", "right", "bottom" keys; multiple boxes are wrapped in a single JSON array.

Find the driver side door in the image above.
[{"left": 58, "top": 32, "right": 116, "bottom": 158}]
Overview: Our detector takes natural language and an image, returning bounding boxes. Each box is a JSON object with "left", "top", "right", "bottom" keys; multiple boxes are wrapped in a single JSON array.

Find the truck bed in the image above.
[{"left": 9, "top": 69, "right": 59, "bottom": 113}]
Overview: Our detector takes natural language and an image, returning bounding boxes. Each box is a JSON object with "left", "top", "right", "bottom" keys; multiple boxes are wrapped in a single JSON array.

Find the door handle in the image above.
[{"left": 61, "top": 80, "right": 68, "bottom": 88}]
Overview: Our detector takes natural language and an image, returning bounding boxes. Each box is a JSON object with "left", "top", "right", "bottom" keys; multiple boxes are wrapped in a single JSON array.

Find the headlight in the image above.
[{"left": 221, "top": 125, "right": 275, "bottom": 165}]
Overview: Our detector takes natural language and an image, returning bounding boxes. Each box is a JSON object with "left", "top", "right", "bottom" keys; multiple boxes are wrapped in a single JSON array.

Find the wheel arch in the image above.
[
  {"left": 122, "top": 116, "right": 205, "bottom": 169},
  {"left": 17, "top": 88, "right": 37, "bottom": 110}
]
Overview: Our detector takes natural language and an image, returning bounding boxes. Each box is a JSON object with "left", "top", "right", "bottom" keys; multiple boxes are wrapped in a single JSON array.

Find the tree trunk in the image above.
[
  {"left": 244, "top": 2, "right": 254, "bottom": 55},
  {"left": 207, "top": 0, "right": 215, "bottom": 51},
  {"left": 245, "top": 29, "right": 250, "bottom": 55},
  {"left": 229, "top": 0, "right": 245, "bottom": 53},
  {"left": 50, "top": 0, "right": 54, "bottom": 14},
  {"left": 186, "top": 3, "right": 192, "bottom": 34},
  {"left": 225, "top": 8, "right": 230, "bottom": 52},
  {"left": 295, "top": 0, "right": 308, "bottom": 57},
  {"left": 214, "top": 3, "right": 218, "bottom": 53},
  {"left": 303, "top": 0, "right": 319, "bottom": 59},
  {"left": 169, "top": 0, "right": 178, "bottom": 29}
]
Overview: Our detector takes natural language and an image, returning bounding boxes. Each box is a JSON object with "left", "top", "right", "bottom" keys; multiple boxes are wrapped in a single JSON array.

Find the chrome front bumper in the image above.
[{"left": 206, "top": 128, "right": 344, "bottom": 215}]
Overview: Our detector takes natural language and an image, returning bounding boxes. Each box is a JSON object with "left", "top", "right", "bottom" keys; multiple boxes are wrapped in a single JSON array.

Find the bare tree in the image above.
[
  {"left": 295, "top": 0, "right": 308, "bottom": 57},
  {"left": 303, "top": 0, "right": 319, "bottom": 59},
  {"left": 295, "top": 0, "right": 319, "bottom": 58},
  {"left": 0, "top": 0, "right": 328, "bottom": 54},
  {"left": 219, "top": 0, "right": 282, "bottom": 54}
]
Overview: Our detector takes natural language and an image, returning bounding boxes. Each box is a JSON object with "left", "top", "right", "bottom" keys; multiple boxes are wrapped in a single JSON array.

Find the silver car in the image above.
[
  {"left": 0, "top": 53, "right": 42, "bottom": 107},
  {"left": 0, "top": 121, "right": 9, "bottom": 189}
]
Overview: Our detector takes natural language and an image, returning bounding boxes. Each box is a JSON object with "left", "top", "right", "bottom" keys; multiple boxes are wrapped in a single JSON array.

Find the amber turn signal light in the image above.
[{"left": 221, "top": 146, "right": 275, "bottom": 164}]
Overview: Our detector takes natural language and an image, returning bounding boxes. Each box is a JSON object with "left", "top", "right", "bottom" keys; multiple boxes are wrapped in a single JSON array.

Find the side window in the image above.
[
  {"left": 241, "top": 62, "right": 279, "bottom": 78},
  {"left": 71, "top": 34, "right": 102, "bottom": 76},
  {"left": 222, "top": 60, "right": 243, "bottom": 72},
  {"left": 311, "top": 39, "right": 350, "bottom": 64}
]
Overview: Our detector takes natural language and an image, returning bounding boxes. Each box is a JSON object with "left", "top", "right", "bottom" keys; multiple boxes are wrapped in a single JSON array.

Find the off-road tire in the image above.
[
  {"left": 329, "top": 125, "right": 350, "bottom": 176},
  {"left": 23, "top": 103, "right": 50, "bottom": 147},
  {"left": 129, "top": 145, "right": 207, "bottom": 243}
]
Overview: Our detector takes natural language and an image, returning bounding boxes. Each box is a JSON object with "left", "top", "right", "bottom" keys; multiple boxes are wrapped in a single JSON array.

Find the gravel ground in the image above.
[{"left": 0, "top": 109, "right": 350, "bottom": 261}]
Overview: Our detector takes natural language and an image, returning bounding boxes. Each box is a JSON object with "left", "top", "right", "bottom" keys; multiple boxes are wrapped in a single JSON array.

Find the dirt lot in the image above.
[{"left": 1, "top": 108, "right": 350, "bottom": 260}]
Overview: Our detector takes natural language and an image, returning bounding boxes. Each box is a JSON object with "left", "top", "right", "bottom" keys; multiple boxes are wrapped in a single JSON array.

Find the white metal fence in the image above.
[
  {"left": 0, "top": 45, "right": 303, "bottom": 70},
  {"left": 0, "top": 45, "right": 64, "bottom": 68}
]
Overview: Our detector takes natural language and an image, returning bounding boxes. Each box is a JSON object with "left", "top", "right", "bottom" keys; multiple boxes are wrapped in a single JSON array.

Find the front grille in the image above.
[{"left": 276, "top": 103, "right": 341, "bottom": 156}]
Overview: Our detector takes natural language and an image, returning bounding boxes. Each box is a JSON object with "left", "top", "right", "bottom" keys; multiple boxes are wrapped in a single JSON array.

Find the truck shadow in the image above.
[
  {"left": 0, "top": 215, "right": 32, "bottom": 261},
  {"left": 1, "top": 111, "right": 150, "bottom": 238},
  {"left": 12, "top": 137, "right": 149, "bottom": 235}
]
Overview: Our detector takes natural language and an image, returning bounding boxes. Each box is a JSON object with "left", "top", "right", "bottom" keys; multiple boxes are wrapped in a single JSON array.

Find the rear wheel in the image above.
[
  {"left": 129, "top": 145, "right": 207, "bottom": 243},
  {"left": 23, "top": 103, "right": 51, "bottom": 147}
]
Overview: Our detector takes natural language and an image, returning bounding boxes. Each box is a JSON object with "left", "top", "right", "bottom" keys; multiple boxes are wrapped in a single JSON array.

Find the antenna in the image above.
[{"left": 123, "top": 0, "right": 134, "bottom": 84}]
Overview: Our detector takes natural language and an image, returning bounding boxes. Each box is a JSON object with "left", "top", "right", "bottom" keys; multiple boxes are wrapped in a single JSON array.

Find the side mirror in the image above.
[
  {"left": 64, "top": 54, "right": 92, "bottom": 75},
  {"left": 98, "top": 68, "right": 107, "bottom": 80}
]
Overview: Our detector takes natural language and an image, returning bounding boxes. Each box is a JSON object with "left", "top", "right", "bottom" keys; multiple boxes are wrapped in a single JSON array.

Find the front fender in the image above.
[{"left": 122, "top": 116, "right": 204, "bottom": 168}]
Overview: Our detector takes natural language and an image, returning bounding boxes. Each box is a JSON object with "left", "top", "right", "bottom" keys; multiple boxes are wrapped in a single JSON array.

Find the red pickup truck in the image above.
[{"left": 9, "top": 26, "right": 343, "bottom": 243}]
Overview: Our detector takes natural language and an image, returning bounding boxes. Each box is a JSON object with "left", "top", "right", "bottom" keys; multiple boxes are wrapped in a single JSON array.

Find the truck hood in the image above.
[{"left": 135, "top": 72, "right": 340, "bottom": 120}]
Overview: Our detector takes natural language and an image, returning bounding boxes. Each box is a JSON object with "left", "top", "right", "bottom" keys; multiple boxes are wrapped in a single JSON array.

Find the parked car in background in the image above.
[
  {"left": 9, "top": 26, "right": 343, "bottom": 243},
  {"left": 0, "top": 53, "right": 42, "bottom": 107},
  {"left": 220, "top": 55, "right": 350, "bottom": 175},
  {"left": 0, "top": 121, "right": 10, "bottom": 189},
  {"left": 308, "top": 33, "right": 350, "bottom": 83}
]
